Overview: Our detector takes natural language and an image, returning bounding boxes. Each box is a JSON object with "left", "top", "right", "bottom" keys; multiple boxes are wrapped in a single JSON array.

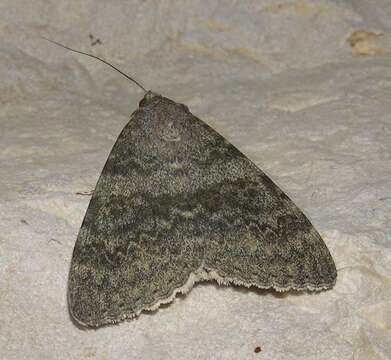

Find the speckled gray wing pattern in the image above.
[{"left": 68, "top": 92, "right": 337, "bottom": 327}]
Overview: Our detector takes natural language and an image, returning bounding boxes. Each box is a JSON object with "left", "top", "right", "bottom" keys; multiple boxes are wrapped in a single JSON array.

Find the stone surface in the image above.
[{"left": 1, "top": 1, "right": 391, "bottom": 359}]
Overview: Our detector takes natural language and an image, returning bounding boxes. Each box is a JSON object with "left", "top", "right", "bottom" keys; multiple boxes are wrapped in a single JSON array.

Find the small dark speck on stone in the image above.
[
  {"left": 76, "top": 190, "right": 94, "bottom": 196},
  {"left": 88, "top": 34, "right": 102, "bottom": 46},
  {"left": 48, "top": 238, "right": 62, "bottom": 245},
  {"left": 254, "top": 346, "right": 262, "bottom": 353}
]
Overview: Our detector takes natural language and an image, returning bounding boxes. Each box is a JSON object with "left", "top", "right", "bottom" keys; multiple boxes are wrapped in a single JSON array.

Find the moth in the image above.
[{"left": 45, "top": 39, "right": 337, "bottom": 327}]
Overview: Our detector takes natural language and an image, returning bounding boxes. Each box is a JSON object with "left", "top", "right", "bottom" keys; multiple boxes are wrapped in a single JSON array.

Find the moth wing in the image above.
[
  {"left": 68, "top": 95, "right": 204, "bottom": 327},
  {"left": 202, "top": 172, "right": 337, "bottom": 291}
]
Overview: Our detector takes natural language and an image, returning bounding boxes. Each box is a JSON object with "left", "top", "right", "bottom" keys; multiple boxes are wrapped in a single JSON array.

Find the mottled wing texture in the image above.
[{"left": 68, "top": 92, "right": 337, "bottom": 327}]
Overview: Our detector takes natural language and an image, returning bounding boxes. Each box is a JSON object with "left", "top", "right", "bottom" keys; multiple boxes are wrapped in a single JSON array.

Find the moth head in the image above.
[{"left": 139, "top": 91, "right": 161, "bottom": 107}]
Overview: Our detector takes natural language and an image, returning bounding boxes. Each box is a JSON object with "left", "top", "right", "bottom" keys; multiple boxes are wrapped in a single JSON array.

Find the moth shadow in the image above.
[
  {"left": 194, "top": 280, "right": 309, "bottom": 299},
  {"left": 144, "top": 280, "right": 308, "bottom": 321}
]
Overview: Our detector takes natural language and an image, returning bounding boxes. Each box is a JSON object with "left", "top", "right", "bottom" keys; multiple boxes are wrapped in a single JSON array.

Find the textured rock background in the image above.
[{"left": 1, "top": 1, "right": 391, "bottom": 359}]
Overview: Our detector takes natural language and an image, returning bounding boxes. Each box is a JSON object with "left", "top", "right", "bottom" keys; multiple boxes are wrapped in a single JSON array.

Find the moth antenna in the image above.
[{"left": 42, "top": 36, "right": 148, "bottom": 93}]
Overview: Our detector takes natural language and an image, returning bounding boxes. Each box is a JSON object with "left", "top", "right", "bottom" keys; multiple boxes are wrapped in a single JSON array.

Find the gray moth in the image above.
[{"left": 46, "top": 39, "right": 337, "bottom": 327}]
